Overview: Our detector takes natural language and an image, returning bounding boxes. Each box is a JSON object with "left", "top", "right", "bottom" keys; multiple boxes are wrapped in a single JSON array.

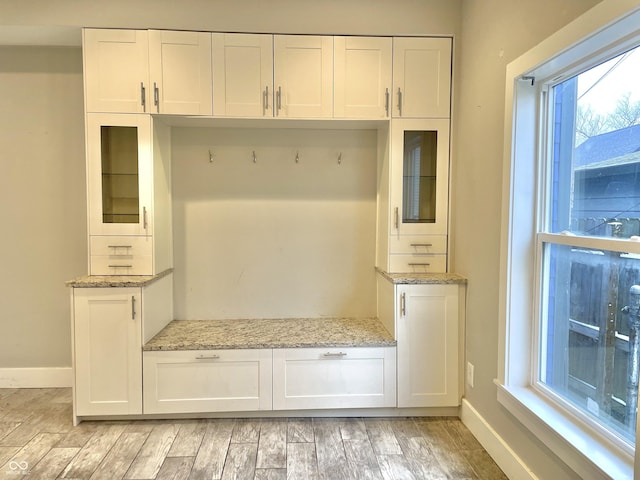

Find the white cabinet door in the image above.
[
  {"left": 148, "top": 30, "right": 212, "bottom": 115},
  {"left": 273, "top": 347, "right": 396, "bottom": 410},
  {"left": 392, "top": 37, "right": 452, "bottom": 118},
  {"left": 334, "top": 36, "right": 392, "bottom": 119},
  {"left": 273, "top": 35, "right": 333, "bottom": 118},
  {"left": 396, "top": 284, "right": 459, "bottom": 407},
  {"left": 212, "top": 33, "right": 273, "bottom": 117},
  {"left": 143, "top": 349, "right": 273, "bottom": 413},
  {"left": 73, "top": 288, "right": 142, "bottom": 416},
  {"left": 86, "top": 113, "right": 152, "bottom": 237},
  {"left": 83, "top": 29, "right": 150, "bottom": 114}
]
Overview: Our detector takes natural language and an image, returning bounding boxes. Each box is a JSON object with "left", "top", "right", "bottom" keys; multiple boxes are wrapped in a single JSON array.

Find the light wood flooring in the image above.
[{"left": 0, "top": 388, "right": 507, "bottom": 480}]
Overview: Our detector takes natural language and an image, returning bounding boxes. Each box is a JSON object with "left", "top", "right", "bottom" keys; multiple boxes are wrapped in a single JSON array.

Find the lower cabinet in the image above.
[
  {"left": 73, "top": 288, "right": 143, "bottom": 416},
  {"left": 143, "top": 349, "right": 273, "bottom": 413},
  {"left": 272, "top": 347, "right": 397, "bottom": 410}
]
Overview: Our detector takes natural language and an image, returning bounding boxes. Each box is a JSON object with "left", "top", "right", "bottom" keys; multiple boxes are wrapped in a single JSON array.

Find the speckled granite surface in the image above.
[
  {"left": 144, "top": 317, "right": 396, "bottom": 351},
  {"left": 66, "top": 269, "right": 173, "bottom": 288},
  {"left": 376, "top": 268, "right": 466, "bottom": 285}
]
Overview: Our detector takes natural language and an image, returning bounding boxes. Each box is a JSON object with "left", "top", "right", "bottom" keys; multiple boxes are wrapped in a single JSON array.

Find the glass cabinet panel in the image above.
[
  {"left": 402, "top": 130, "right": 437, "bottom": 223},
  {"left": 101, "top": 126, "right": 140, "bottom": 224}
]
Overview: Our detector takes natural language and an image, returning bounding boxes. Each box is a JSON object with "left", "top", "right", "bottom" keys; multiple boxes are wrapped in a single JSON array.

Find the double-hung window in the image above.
[{"left": 499, "top": 3, "right": 640, "bottom": 478}]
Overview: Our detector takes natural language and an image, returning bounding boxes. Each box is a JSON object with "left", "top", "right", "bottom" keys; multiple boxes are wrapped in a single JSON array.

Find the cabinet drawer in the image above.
[
  {"left": 389, "top": 235, "right": 447, "bottom": 254},
  {"left": 272, "top": 347, "right": 396, "bottom": 410},
  {"left": 90, "top": 255, "right": 152, "bottom": 275},
  {"left": 143, "top": 349, "right": 273, "bottom": 414},
  {"left": 389, "top": 254, "right": 447, "bottom": 273},
  {"left": 90, "top": 235, "right": 152, "bottom": 257}
]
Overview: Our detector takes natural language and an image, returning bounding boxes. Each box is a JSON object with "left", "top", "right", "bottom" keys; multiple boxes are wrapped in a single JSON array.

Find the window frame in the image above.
[{"left": 498, "top": 2, "right": 640, "bottom": 479}]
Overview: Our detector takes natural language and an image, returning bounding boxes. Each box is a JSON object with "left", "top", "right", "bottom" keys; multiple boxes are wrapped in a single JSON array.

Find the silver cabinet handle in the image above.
[
  {"left": 394, "top": 207, "right": 399, "bottom": 230},
  {"left": 397, "top": 87, "right": 402, "bottom": 116},
  {"left": 263, "top": 86, "right": 269, "bottom": 115},
  {"left": 196, "top": 354, "right": 220, "bottom": 360},
  {"left": 108, "top": 245, "right": 133, "bottom": 249},
  {"left": 323, "top": 352, "right": 347, "bottom": 358},
  {"left": 131, "top": 295, "right": 136, "bottom": 320},
  {"left": 143, "top": 206, "right": 148, "bottom": 230},
  {"left": 109, "top": 264, "right": 133, "bottom": 268},
  {"left": 276, "top": 86, "right": 282, "bottom": 115},
  {"left": 153, "top": 82, "right": 159, "bottom": 112},
  {"left": 410, "top": 243, "right": 433, "bottom": 247},
  {"left": 408, "top": 263, "right": 431, "bottom": 266},
  {"left": 140, "top": 82, "right": 146, "bottom": 111},
  {"left": 385, "top": 88, "right": 390, "bottom": 116},
  {"left": 400, "top": 292, "right": 406, "bottom": 317}
]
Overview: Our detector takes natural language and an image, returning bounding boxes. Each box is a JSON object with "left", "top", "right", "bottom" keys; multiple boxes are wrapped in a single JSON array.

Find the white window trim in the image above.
[{"left": 498, "top": 1, "right": 640, "bottom": 479}]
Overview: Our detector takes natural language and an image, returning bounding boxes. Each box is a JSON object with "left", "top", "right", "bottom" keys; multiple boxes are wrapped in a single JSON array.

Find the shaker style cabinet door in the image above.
[
  {"left": 392, "top": 37, "right": 452, "bottom": 118},
  {"left": 396, "top": 284, "right": 459, "bottom": 407},
  {"left": 212, "top": 33, "right": 274, "bottom": 117},
  {"left": 273, "top": 35, "right": 333, "bottom": 118},
  {"left": 86, "top": 113, "right": 153, "bottom": 237},
  {"left": 83, "top": 29, "right": 150, "bottom": 114},
  {"left": 73, "top": 288, "right": 142, "bottom": 416},
  {"left": 334, "top": 36, "right": 392, "bottom": 119},
  {"left": 148, "top": 30, "right": 212, "bottom": 115}
]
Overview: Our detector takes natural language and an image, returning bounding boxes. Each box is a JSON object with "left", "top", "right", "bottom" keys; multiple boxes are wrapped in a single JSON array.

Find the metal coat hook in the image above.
[
  {"left": 337, "top": 152, "right": 343, "bottom": 165},
  {"left": 295, "top": 151, "right": 300, "bottom": 163},
  {"left": 252, "top": 150, "right": 257, "bottom": 163},
  {"left": 208, "top": 149, "right": 214, "bottom": 163}
]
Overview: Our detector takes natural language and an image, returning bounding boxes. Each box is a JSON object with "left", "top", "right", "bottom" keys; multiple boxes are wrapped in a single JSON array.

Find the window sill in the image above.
[{"left": 496, "top": 382, "right": 633, "bottom": 480}]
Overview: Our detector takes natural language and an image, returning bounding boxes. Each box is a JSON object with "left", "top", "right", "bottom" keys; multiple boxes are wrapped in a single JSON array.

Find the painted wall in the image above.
[
  {"left": 0, "top": 46, "right": 85, "bottom": 368},
  {"left": 451, "top": 0, "right": 602, "bottom": 478}
]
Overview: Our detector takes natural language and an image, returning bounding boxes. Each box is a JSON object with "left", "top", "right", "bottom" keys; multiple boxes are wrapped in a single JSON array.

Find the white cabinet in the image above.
[
  {"left": 148, "top": 30, "right": 212, "bottom": 115},
  {"left": 396, "top": 284, "right": 459, "bottom": 407},
  {"left": 273, "top": 35, "right": 333, "bottom": 118},
  {"left": 83, "top": 29, "right": 150, "bottom": 114},
  {"left": 86, "top": 113, "right": 172, "bottom": 275},
  {"left": 212, "top": 33, "right": 273, "bottom": 117},
  {"left": 72, "top": 288, "right": 142, "bottom": 416},
  {"left": 392, "top": 37, "right": 452, "bottom": 118},
  {"left": 83, "top": 28, "right": 212, "bottom": 115},
  {"left": 143, "top": 349, "right": 273, "bottom": 413},
  {"left": 272, "top": 347, "right": 396, "bottom": 410},
  {"left": 334, "top": 36, "right": 392, "bottom": 119}
]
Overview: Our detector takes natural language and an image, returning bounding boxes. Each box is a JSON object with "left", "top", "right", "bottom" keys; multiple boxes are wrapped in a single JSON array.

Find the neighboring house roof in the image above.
[
  {"left": 576, "top": 150, "right": 640, "bottom": 173},
  {"left": 575, "top": 124, "right": 640, "bottom": 167}
]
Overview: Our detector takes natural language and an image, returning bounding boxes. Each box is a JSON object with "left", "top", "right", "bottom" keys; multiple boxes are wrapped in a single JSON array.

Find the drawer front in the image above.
[
  {"left": 143, "top": 349, "right": 273, "bottom": 414},
  {"left": 90, "top": 235, "right": 153, "bottom": 275},
  {"left": 389, "top": 254, "right": 447, "bottom": 273},
  {"left": 389, "top": 235, "right": 447, "bottom": 254},
  {"left": 272, "top": 347, "right": 396, "bottom": 410}
]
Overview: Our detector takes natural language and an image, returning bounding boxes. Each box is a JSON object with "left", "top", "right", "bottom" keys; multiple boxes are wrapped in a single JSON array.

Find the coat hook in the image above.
[
  {"left": 337, "top": 152, "right": 342, "bottom": 165},
  {"left": 295, "top": 151, "right": 300, "bottom": 163},
  {"left": 252, "top": 150, "right": 257, "bottom": 163},
  {"left": 209, "top": 149, "right": 214, "bottom": 163}
]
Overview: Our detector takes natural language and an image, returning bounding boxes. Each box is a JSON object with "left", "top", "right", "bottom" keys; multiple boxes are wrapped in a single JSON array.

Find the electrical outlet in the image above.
[{"left": 467, "top": 362, "right": 475, "bottom": 388}]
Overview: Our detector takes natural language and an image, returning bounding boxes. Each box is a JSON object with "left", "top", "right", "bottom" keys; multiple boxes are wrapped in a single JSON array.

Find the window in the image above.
[{"left": 499, "top": 3, "right": 640, "bottom": 479}]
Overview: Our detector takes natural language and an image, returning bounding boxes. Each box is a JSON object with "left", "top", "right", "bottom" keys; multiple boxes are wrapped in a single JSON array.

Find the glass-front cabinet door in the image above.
[
  {"left": 87, "top": 113, "right": 152, "bottom": 236},
  {"left": 390, "top": 118, "right": 450, "bottom": 235}
]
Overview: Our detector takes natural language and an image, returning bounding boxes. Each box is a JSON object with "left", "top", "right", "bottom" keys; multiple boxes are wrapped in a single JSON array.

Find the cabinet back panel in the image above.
[{"left": 172, "top": 127, "right": 378, "bottom": 319}]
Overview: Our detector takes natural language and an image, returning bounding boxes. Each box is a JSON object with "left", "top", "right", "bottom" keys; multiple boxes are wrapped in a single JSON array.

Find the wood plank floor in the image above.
[{"left": 0, "top": 388, "right": 508, "bottom": 480}]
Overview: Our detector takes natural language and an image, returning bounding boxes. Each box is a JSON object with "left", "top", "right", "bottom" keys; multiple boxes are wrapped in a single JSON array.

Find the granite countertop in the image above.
[
  {"left": 376, "top": 268, "right": 467, "bottom": 285},
  {"left": 66, "top": 269, "right": 173, "bottom": 288},
  {"left": 144, "top": 317, "right": 396, "bottom": 351}
]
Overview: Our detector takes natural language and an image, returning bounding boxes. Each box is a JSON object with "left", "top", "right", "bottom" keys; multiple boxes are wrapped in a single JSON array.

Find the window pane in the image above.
[
  {"left": 541, "top": 243, "right": 640, "bottom": 443},
  {"left": 550, "top": 46, "right": 640, "bottom": 238},
  {"left": 402, "top": 130, "right": 437, "bottom": 223}
]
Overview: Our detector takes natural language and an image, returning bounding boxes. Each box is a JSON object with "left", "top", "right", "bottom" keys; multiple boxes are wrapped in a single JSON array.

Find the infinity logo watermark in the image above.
[{"left": 7, "top": 461, "right": 29, "bottom": 475}]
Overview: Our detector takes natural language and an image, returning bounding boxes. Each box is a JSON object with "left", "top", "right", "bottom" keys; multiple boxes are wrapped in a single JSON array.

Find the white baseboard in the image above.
[
  {"left": 460, "top": 398, "right": 538, "bottom": 480},
  {"left": 0, "top": 367, "right": 73, "bottom": 388}
]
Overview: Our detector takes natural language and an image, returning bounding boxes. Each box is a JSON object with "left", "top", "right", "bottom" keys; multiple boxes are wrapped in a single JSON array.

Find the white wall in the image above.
[
  {"left": 0, "top": 46, "right": 85, "bottom": 369},
  {"left": 171, "top": 126, "right": 379, "bottom": 319},
  {"left": 452, "top": 0, "right": 602, "bottom": 478}
]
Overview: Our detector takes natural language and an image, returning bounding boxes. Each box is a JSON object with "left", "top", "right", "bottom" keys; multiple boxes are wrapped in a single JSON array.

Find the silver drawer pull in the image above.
[
  {"left": 323, "top": 352, "right": 347, "bottom": 358},
  {"left": 109, "top": 264, "right": 133, "bottom": 268},
  {"left": 108, "top": 245, "right": 133, "bottom": 249},
  {"left": 196, "top": 354, "right": 220, "bottom": 360},
  {"left": 408, "top": 263, "right": 431, "bottom": 266},
  {"left": 410, "top": 243, "right": 433, "bottom": 247}
]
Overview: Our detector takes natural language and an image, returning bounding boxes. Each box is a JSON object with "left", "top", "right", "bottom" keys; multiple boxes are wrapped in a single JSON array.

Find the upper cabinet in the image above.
[
  {"left": 392, "top": 37, "right": 452, "bottom": 118},
  {"left": 84, "top": 29, "right": 212, "bottom": 115},
  {"left": 334, "top": 36, "right": 392, "bottom": 119},
  {"left": 273, "top": 35, "right": 333, "bottom": 118},
  {"left": 212, "top": 33, "right": 273, "bottom": 117},
  {"left": 83, "top": 29, "right": 150, "bottom": 113},
  {"left": 148, "top": 30, "right": 212, "bottom": 115}
]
